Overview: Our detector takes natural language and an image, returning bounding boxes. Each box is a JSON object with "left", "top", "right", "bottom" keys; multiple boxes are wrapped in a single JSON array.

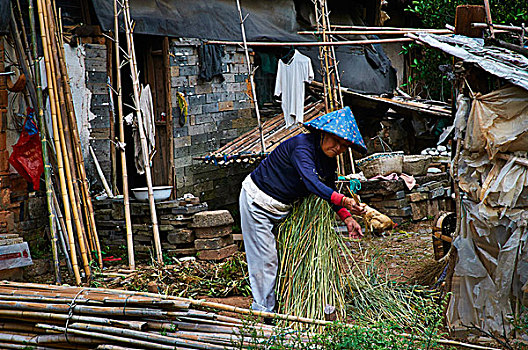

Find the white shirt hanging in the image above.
[{"left": 274, "top": 50, "right": 314, "bottom": 128}]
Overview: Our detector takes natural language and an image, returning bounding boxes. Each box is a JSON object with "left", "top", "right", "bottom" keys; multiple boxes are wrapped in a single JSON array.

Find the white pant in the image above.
[{"left": 239, "top": 187, "right": 288, "bottom": 312}]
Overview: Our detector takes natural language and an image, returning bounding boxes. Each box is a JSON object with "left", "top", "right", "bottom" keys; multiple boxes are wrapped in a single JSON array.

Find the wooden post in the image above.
[
  {"left": 235, "top": 0, "right": 266, "bottom": 153},
  {"left": 114, "top": 0, "right": 135, "bottom": 270},
  {"left": 483, "top": 0, "right": 495, "bottom": 38},
  {"left": 122, "top": 0, "right": 163, "bottom": 263}
]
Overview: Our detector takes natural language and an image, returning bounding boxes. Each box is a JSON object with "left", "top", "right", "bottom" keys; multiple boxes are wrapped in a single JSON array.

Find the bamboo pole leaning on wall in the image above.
[
  {"left": 28, "top": 0, "right": 61, "bottom": 285},
  {"left": 122, "top": 0, "right": 163, "bottom": 263},
  {"left": 40, "top": 0, "right": 91, "bottom": 280},
  {"left": 46, "top": 0, "right": 103, "bottom": 269},
  {"left": 114, "top": 0, "right": 135, "bottom": 270},
  {"left": 47, "top": 0, "right": 103, "bottom": 268},
  {"left": 36, "top": 0, "right": 81, "bottom": 285},
  {"left": 235, "top": 0, "right": 266, "bottom": 153}
]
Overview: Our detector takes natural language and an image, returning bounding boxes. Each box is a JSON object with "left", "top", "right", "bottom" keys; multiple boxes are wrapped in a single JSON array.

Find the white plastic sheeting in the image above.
[
  {"left": 448, "top": 87, "right": 528, "bottom": 335},
  {"left": 465, "top": 85, "right": 528, "bottom": 158}
]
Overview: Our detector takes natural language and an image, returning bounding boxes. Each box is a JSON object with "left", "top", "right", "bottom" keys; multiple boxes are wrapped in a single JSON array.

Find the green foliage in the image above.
[
  {"left": 400, "top": 1, "right": 528, "bottom": 100},
  {"left": 231, "top": 297, "right": 450, "bottom": 349},
  {"left": 408, "top": 0, "right": 528, "bottom": 28}
]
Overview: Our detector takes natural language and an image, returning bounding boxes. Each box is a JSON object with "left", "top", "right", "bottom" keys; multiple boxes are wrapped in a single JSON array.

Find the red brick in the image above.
[
  {"left": 0, "top": 150, "right": 8, "bottom": 173},
  {"left": 0, "top": 132, "right": 6, "bottom": 151},
  {"left": 0, "top": 109, "right": 6, "bottom": 132},
  {"left": 0, "top": 91, "right": 7, "bottom": 108}
]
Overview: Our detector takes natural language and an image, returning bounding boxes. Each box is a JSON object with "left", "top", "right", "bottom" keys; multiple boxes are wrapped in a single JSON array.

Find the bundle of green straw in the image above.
[
  {"left": 276, "top": 195, "right": 351, "bottom": 324},
  {"left": 276, "top": 195, "right": 437, "bottom": 331}
]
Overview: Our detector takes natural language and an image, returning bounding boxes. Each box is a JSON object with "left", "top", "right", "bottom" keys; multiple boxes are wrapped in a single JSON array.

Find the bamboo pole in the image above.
[
  {"left": 36, "top": 324, "right": 175, "bottom": 350},
  {"left": 40, "top": 0, "right": 91, "bottom": 280},
  {"left": 122, "top": 0, "right": 163, "bottom": 263},
  {"left": 45, "top": 0, "right": 103, "bottom": 269},
  {"left": 47, "top": 3, "right": 93, "bottom": 263},
  {"left": 114, "top": 0, "right": 135, "bottom": 270},
  {"left": 36, "top": 0, "right": 81, "bottom": 285},
  {"left": 235, "top": 0, "right": 266, "bottom": 153},
  {"left": 483, "top": 0, "right": 495, "bottom": 38},
  {"left": 51, "top": 189, "right": 74, "bottom": 275},
  {"left": 205, "top": 37, "right": 413, "bottom": 46},
  {"left": 28, "top": 0, "right": 61, "bottom": 284},
  {"left": 298, "top": 29, "right": 452, "bottom": 35}
]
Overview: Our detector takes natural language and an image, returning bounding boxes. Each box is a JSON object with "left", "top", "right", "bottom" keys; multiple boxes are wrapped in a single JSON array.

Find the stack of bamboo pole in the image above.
[
  {"left": 0, "top": 282, "right": 289, "bottom": 349},
  {"left": 0, "top": 282, "right": 501, "bottom": 350},
  {"left": 29, "top": 0, "right": 102, "bottom": 285}
]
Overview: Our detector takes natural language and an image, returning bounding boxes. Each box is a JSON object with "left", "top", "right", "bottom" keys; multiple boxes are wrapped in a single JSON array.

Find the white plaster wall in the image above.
[{"left": 63, "top": 44, "right": 95, "bottom": 162}]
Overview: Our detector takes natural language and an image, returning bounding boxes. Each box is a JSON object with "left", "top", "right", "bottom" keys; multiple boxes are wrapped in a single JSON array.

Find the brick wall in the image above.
[
  {"left": 84, "top": 43, "right": 112, "bottom": 192},
  {"left": 170, "top": 39, "right": 258, "bottom": 208},
  {"left": 0, "top": 38, "right": 48, "bottom": 251}
]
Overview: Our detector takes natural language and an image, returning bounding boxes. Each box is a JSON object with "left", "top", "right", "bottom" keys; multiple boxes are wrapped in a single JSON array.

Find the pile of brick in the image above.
[
  {"left": 94, "top": 199, "right": 239, "bottom": 261},
  {"left": 191, "top": 210, "right": 238, "bottom": 261},
  {"left": 95, "top": 199, "right": 207, "bottom": 259},
  {"left": 358, "top": 173, "right": 453, "bottom": 224}
]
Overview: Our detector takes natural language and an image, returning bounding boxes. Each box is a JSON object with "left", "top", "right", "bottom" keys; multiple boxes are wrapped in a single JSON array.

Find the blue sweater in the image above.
[{"left": 251, "top": 133, "right": 339, "bottom": 207}]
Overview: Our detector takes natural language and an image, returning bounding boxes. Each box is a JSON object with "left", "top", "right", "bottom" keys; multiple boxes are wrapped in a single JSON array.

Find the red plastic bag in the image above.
[{"left": 8, "top": 118, "right": 44, "bottom": 190}]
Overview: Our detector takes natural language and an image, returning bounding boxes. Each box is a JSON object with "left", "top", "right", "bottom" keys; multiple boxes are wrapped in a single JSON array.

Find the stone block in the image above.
[
  {"left": 194, "top": 224, "right": 232, "bottom": 238},
  {"left": 196, "top": 244, "right": 237, "bottom": 261},
  {"left": 427, "top": 200, "right": 440, "bottom": 218},
  {"left": 191, "top": 210, "right": 234, "bottom": 228},
  {"left": 218, "top": 101, "right": 234, "bottom": 111},
  {"left": 167, "top": 229, "right": 194, "bottom": 244},
  {"left": 407, "top": 192, "right": 429, "bottom": 202},
  {"left": 165, "top": 247, "right": 197, "bottom": 257},
  {"left": 370, "top": 198, "right": 408, "bottom": 209},
  {"left": 410, "top": 202, "right": 428, "bottom": 221},
  {"left": 379, "top": 206, "right": 412, "bottom": 217},
  {"left": 195, "top": 234, "right": 233, "bottom": 250}
]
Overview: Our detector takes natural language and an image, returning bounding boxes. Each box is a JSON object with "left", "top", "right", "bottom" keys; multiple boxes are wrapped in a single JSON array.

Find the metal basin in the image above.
[{"left": 131, "top": 186, "right": 172, "bottom": 202}]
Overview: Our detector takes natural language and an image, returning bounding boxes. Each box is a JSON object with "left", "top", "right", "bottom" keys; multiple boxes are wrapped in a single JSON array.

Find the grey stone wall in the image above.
[
  {"left": 84, "top": 43, "right": 112, "bottom": 194},
  {"left": 170, "top": 39, "right": 258, "bottom": 208}
]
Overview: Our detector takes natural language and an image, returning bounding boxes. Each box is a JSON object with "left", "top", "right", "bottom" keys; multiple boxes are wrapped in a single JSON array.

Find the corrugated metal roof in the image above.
[{"left": 414, "top": 33, "right": 528, "bottom": 91}]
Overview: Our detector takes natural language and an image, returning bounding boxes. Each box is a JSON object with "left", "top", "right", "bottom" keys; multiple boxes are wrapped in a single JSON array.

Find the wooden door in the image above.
[{"left": 143, "top": 38, "right": 173, "bottom": 188}]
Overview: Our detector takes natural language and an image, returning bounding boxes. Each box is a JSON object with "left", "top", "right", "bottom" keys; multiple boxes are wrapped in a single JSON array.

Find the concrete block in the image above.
[
  {"left": 196, "top": 244, "right": 237, "bottom": 261},
  {"left": 195, "top": 234, "right": 233, "bottom": 250}
]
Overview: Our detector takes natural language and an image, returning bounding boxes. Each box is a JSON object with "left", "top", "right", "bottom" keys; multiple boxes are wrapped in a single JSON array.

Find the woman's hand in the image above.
[
  {"left": 344, "top": 217, "right": 363, "bottom": 239},
  {"left": 342, "top": 197, "right": 367, "bottom": 216}
]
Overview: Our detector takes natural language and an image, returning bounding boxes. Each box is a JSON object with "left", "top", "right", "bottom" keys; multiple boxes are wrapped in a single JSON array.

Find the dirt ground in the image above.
[{"left": 25, "top": 219, "right": 437, "bottom": 299}]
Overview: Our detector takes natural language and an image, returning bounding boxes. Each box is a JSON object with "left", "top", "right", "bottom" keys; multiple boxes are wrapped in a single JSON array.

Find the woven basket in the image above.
[
  {"left": 403, "top": 155, "right": 432, "bottom": 176},
  {"left": 356, "top": 152, "right": 403, "bottom": 178}
]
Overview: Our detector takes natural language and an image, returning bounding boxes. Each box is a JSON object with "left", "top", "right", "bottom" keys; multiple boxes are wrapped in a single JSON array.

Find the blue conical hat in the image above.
[{"left": 304, "top": 106, "right": 367, "bottom": 154}]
